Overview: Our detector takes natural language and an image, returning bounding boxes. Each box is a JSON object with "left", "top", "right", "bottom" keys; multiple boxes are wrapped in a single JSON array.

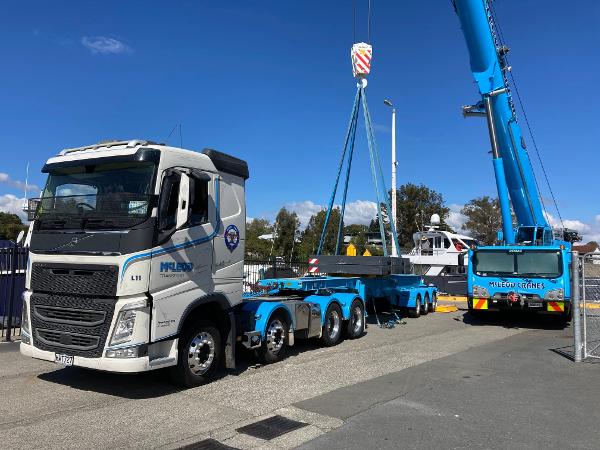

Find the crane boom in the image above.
[{"left": 453, "top": 0, "right": 549, "bottom": 244}]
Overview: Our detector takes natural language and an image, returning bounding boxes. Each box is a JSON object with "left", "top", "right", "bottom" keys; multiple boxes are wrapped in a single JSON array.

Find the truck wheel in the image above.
[
  {"left": 408, "top": 295, "right": 421, "bottom": 318},
  {"left": 430, "top": 293, "right": 438, "bottom": 313},
  {"left": 422, "top": 294, "right": 430, "bottom": 315},
  {"left": 256, "top": 313, "right": 288, "bottom": 364},
  {"left": 345, "top": 299, "right": 365, "bottom": 339},
  {"left": 322, "top": 303, "right": 343, "bottom": 346},
  {"left": 170, "top": 320, "right": 221, "bottom": 387}
]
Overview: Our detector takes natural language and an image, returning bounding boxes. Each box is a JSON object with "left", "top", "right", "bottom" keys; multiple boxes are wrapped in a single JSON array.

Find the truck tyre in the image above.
[
  {"left": 256, "top": 313, "right": 289, "bottom": 364},
  {"left": 408, "top": 295, "right": 421, "bottom": 318},
  {"left": 430, "top": 293, "right": 438, "bottom": 313},
  {"left": 345, "top": 299, "right": 365, "bottom": 339},
  {"left": 322, "top": 303, "right": 343, "bottom": 346},
  {"left": 170, "top": 320, "right": 222, "bottom": 388},
  {"left": 422, "top": 294, "right": 430, "bottom": 315}
]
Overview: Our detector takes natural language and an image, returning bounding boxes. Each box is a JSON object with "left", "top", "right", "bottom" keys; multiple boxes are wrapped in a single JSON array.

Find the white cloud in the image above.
[
  {"left": 343, "top": 200, "right": 378, "bottom": 225},
  {"left": 285, "top": 199, "right": 378, "bottom": 229},
  {"left": 285, "top": 200, "right": 324, "bottom": 229},
  {"left": 0, "top": 194, "right": 27, "bottom": 221},
  {"left": 81, "top": 36, "right": 132, "bottom": 55},
  {"left": 446, "top": 203, "right": 467, "bottom": 232},
  {"left": 0, "top": 173, "right": 39, "bottom": 193}
]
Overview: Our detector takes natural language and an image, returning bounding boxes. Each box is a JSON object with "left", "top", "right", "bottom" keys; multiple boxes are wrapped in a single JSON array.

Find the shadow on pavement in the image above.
[
  {"left": 460, "top": 310, "right": 570, "bottom": 331},
  {"left": 37, "top": 339, "right": 328, "bottom": 399},
  {"left": 37, "top": 366, "right": 182, "bottom": 399}
]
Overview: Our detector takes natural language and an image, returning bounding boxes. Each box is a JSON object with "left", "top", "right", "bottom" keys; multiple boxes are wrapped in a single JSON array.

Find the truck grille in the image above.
[
  {"left": 30, "top": 294, "right": 117, "bottom": 357},
  {"left": 36, "top": 329, "right": 100, "bottom": 351},
  {"left": 34, "top": 305, "right": 106, "bottom": 327},
  {"left": 31, "top": 263, "right": 118, "bottom": 297}
]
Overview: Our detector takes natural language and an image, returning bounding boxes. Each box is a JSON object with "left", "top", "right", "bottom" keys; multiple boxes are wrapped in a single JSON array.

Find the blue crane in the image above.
[{"left": 452, "top": 0, "right": 577, "bottom": 319}]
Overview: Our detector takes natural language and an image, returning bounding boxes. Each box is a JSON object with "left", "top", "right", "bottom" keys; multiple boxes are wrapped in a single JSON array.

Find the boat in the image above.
[{"left": 404, "top": 214, "right": 478, "bottom": 295}]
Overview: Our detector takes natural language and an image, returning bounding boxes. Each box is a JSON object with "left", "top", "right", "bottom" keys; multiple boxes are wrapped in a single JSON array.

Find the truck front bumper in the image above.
[
  {"left": 20, "top": 341, "right": 163, "bottom": 373},
  {"left": 468, "top": 298, "right": 570, "bottom": 314}
]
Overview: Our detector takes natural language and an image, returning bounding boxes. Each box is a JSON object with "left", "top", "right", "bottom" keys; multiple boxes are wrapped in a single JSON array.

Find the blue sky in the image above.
[{"left": 1, "top": 1, "right": 598, "bottom": 240}]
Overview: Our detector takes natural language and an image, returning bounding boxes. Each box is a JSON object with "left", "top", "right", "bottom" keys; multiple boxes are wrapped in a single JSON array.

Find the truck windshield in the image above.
[
  {"left": 472, "top": 250, "right": 562, "bottom": 279},
  {"left": 35, "top": 161, "right": 156, "bottom": 230}
]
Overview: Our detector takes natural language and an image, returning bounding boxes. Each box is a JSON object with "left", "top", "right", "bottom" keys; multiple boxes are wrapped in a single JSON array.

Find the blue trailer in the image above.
[{"left": 237, "top": 274, "right": 437, "bottom": 363}]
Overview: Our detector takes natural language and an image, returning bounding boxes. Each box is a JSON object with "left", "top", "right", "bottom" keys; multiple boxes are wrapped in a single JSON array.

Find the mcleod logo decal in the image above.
[
  {"left": 160, "top": 262, "right": 194, "bottom": 273},
  {"left": 489, "top": 281, "right": 545, "bottom": 290}
]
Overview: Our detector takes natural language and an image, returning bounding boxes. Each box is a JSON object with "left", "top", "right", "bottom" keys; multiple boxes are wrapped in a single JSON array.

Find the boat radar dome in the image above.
[{"left": 430, "top": 214, "right": 441, "bottom": 225}]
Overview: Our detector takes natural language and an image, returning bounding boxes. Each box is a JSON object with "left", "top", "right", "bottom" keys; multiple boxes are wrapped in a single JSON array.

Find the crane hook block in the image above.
[{"left": 351, "top": 42, "right": 372, "bottom": 79}]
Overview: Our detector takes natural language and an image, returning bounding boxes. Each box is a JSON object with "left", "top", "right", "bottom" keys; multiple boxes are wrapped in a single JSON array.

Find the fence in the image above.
[
  {"left": 581, "top": 252, "right": 600, "bottom": 359},
  {"left": 244, "top": 259, "right": 309, "bottom": 294},
  {"left": 0, "top": 244, "right": 28, "bottom": 341}
]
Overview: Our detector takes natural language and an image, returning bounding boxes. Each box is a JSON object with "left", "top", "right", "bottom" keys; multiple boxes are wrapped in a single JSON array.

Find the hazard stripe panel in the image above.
[
  {"left": 474, "top": 299, "right": 488, "bottom": 310},
  {"left": 547, "top": 301, "right": 564, "bottom": 312}
]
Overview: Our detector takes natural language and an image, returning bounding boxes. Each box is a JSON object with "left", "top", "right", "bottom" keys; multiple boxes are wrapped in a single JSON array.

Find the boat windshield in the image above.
[{"left": 34, "top": 161, "right": 156, "bottom": 230}]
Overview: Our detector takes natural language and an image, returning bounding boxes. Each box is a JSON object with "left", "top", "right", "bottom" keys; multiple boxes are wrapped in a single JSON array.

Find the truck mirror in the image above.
[
  {"left": 176, "top": 173, "right": 190, "bottom": 230},
  {"left": 458, "top": 252, "right": 465, "bottom": 273}
]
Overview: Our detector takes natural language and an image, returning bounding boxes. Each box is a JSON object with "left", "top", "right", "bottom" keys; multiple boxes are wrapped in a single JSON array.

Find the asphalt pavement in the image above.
[{"left": 0, "top": 308, "right": 594, "bottom": 449}]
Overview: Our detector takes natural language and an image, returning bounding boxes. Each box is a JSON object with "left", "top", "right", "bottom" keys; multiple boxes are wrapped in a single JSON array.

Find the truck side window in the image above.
[
  {"left": 189, "top": 174, "right": 209, "bottom": 226},
  {"left": 158, "top": 172, "right": 181, "bottom": 231}
]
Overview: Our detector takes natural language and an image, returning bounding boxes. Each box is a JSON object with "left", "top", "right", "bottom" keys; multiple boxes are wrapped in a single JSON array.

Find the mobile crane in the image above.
[{"left": 453, "top": 0, "right": 578, "bottom": 320}]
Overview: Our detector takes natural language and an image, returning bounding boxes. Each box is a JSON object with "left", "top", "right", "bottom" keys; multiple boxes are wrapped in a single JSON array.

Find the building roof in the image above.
[{"left": 573, "top": 242, "right": 599, "bottom": 254}]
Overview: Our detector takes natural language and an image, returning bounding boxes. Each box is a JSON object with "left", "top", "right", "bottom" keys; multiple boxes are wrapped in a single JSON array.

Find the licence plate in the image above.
[
  {"left": 529, "top": 302, "right": 543, "bottom": 308},
  {"left": 55, "top": 354, "right": 74, "bottom": 366}
]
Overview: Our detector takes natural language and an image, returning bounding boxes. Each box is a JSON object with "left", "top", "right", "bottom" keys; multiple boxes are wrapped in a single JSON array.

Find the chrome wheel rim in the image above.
[
  {"left": 328, "top": 309, "right": 341, "bottom": 338},
  {"left": 187, "top": 331, "right": 215, "bottom": 375},
  {"left": 266, "top": 319, "right": 285, "bottom": 354},
  {"left": 351, "top": 305, "right": 363, "bottom": 334}
]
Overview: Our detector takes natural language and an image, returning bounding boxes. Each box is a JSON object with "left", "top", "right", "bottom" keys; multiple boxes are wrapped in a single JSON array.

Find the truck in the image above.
[
  {"left": 453, "top": 0, "right": 579, "bottom": 321},
  {"left": 20, "top": 139, "right": 436, "bottom": 386}
]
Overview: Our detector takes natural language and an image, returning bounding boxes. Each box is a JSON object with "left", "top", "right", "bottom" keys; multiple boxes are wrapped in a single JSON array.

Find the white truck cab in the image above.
[{"left": 20, "top": 140, "right": 248, "bottom": 385}]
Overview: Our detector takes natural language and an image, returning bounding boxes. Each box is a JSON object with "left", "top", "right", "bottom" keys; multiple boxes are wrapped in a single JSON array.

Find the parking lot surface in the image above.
[{"left": 1, "top": 309, "right": 594, "bottom": 449}]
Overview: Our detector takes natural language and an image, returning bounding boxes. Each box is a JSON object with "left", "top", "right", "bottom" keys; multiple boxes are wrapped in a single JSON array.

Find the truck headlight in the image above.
[
  {"left": 109, "top": 300, "right": 148, "bottom": 346},
  {"left": 546, "top": 289, "right": 564, "bottom": 301},
  {"left": 110, "top": 310, "right": 138, "bottom": 345},
  {"left": 472, "top": 285, "right": 489, "bottom": 298}
]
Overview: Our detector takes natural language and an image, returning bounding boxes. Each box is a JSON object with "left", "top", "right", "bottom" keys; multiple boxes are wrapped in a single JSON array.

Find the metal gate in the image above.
[
  {"left": 581, "top": 252, "right": 600, "bottom": 359},
  {"left": 0, "top": 244, "right": 28, "bottom": 341}
]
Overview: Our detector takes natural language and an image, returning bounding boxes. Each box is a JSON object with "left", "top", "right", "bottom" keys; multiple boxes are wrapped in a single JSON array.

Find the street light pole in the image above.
[{"left": 384, "top": 99, "right": 398, "bottom": 257}]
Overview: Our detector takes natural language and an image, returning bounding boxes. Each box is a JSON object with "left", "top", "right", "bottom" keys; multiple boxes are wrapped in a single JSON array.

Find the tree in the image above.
[
  {"left": 272, "top": 207, "right": 300, "bottom": 259},
  {"left": 460, "top": 196, "right": 502, "bottom": 245},
  {"left": 0, "top": 212, "right": 27, "bottom": 241},
  {"left": 343, "top": 224, "right": 368, "bottom": 237},
  {"left": 245, "top": 218, "right": 273, "bottom": 259},
  {"left": 393, "top": 184, "right": 450, "bottom": 247},
  {"left": 297, "top": 208, "right": 342, "bottom": 259}
]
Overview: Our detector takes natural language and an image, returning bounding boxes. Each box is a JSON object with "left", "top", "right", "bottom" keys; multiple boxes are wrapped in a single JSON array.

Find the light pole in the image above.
[{"left": 384, "top": 99, "right": 398, "bottom": 257}]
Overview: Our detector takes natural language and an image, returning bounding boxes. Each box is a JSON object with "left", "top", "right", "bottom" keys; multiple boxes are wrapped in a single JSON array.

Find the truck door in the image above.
[{"left": 149, "top": 168, "right": 216, "bottom": 341}]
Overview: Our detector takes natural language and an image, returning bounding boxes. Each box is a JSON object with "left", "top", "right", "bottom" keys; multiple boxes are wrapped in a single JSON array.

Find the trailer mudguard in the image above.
[
  {"left": 304, "top": 292, "right": 363, "bottom": 322},
  {"left": 238, "top": 301, "right": 295, "bottom": 339}
]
